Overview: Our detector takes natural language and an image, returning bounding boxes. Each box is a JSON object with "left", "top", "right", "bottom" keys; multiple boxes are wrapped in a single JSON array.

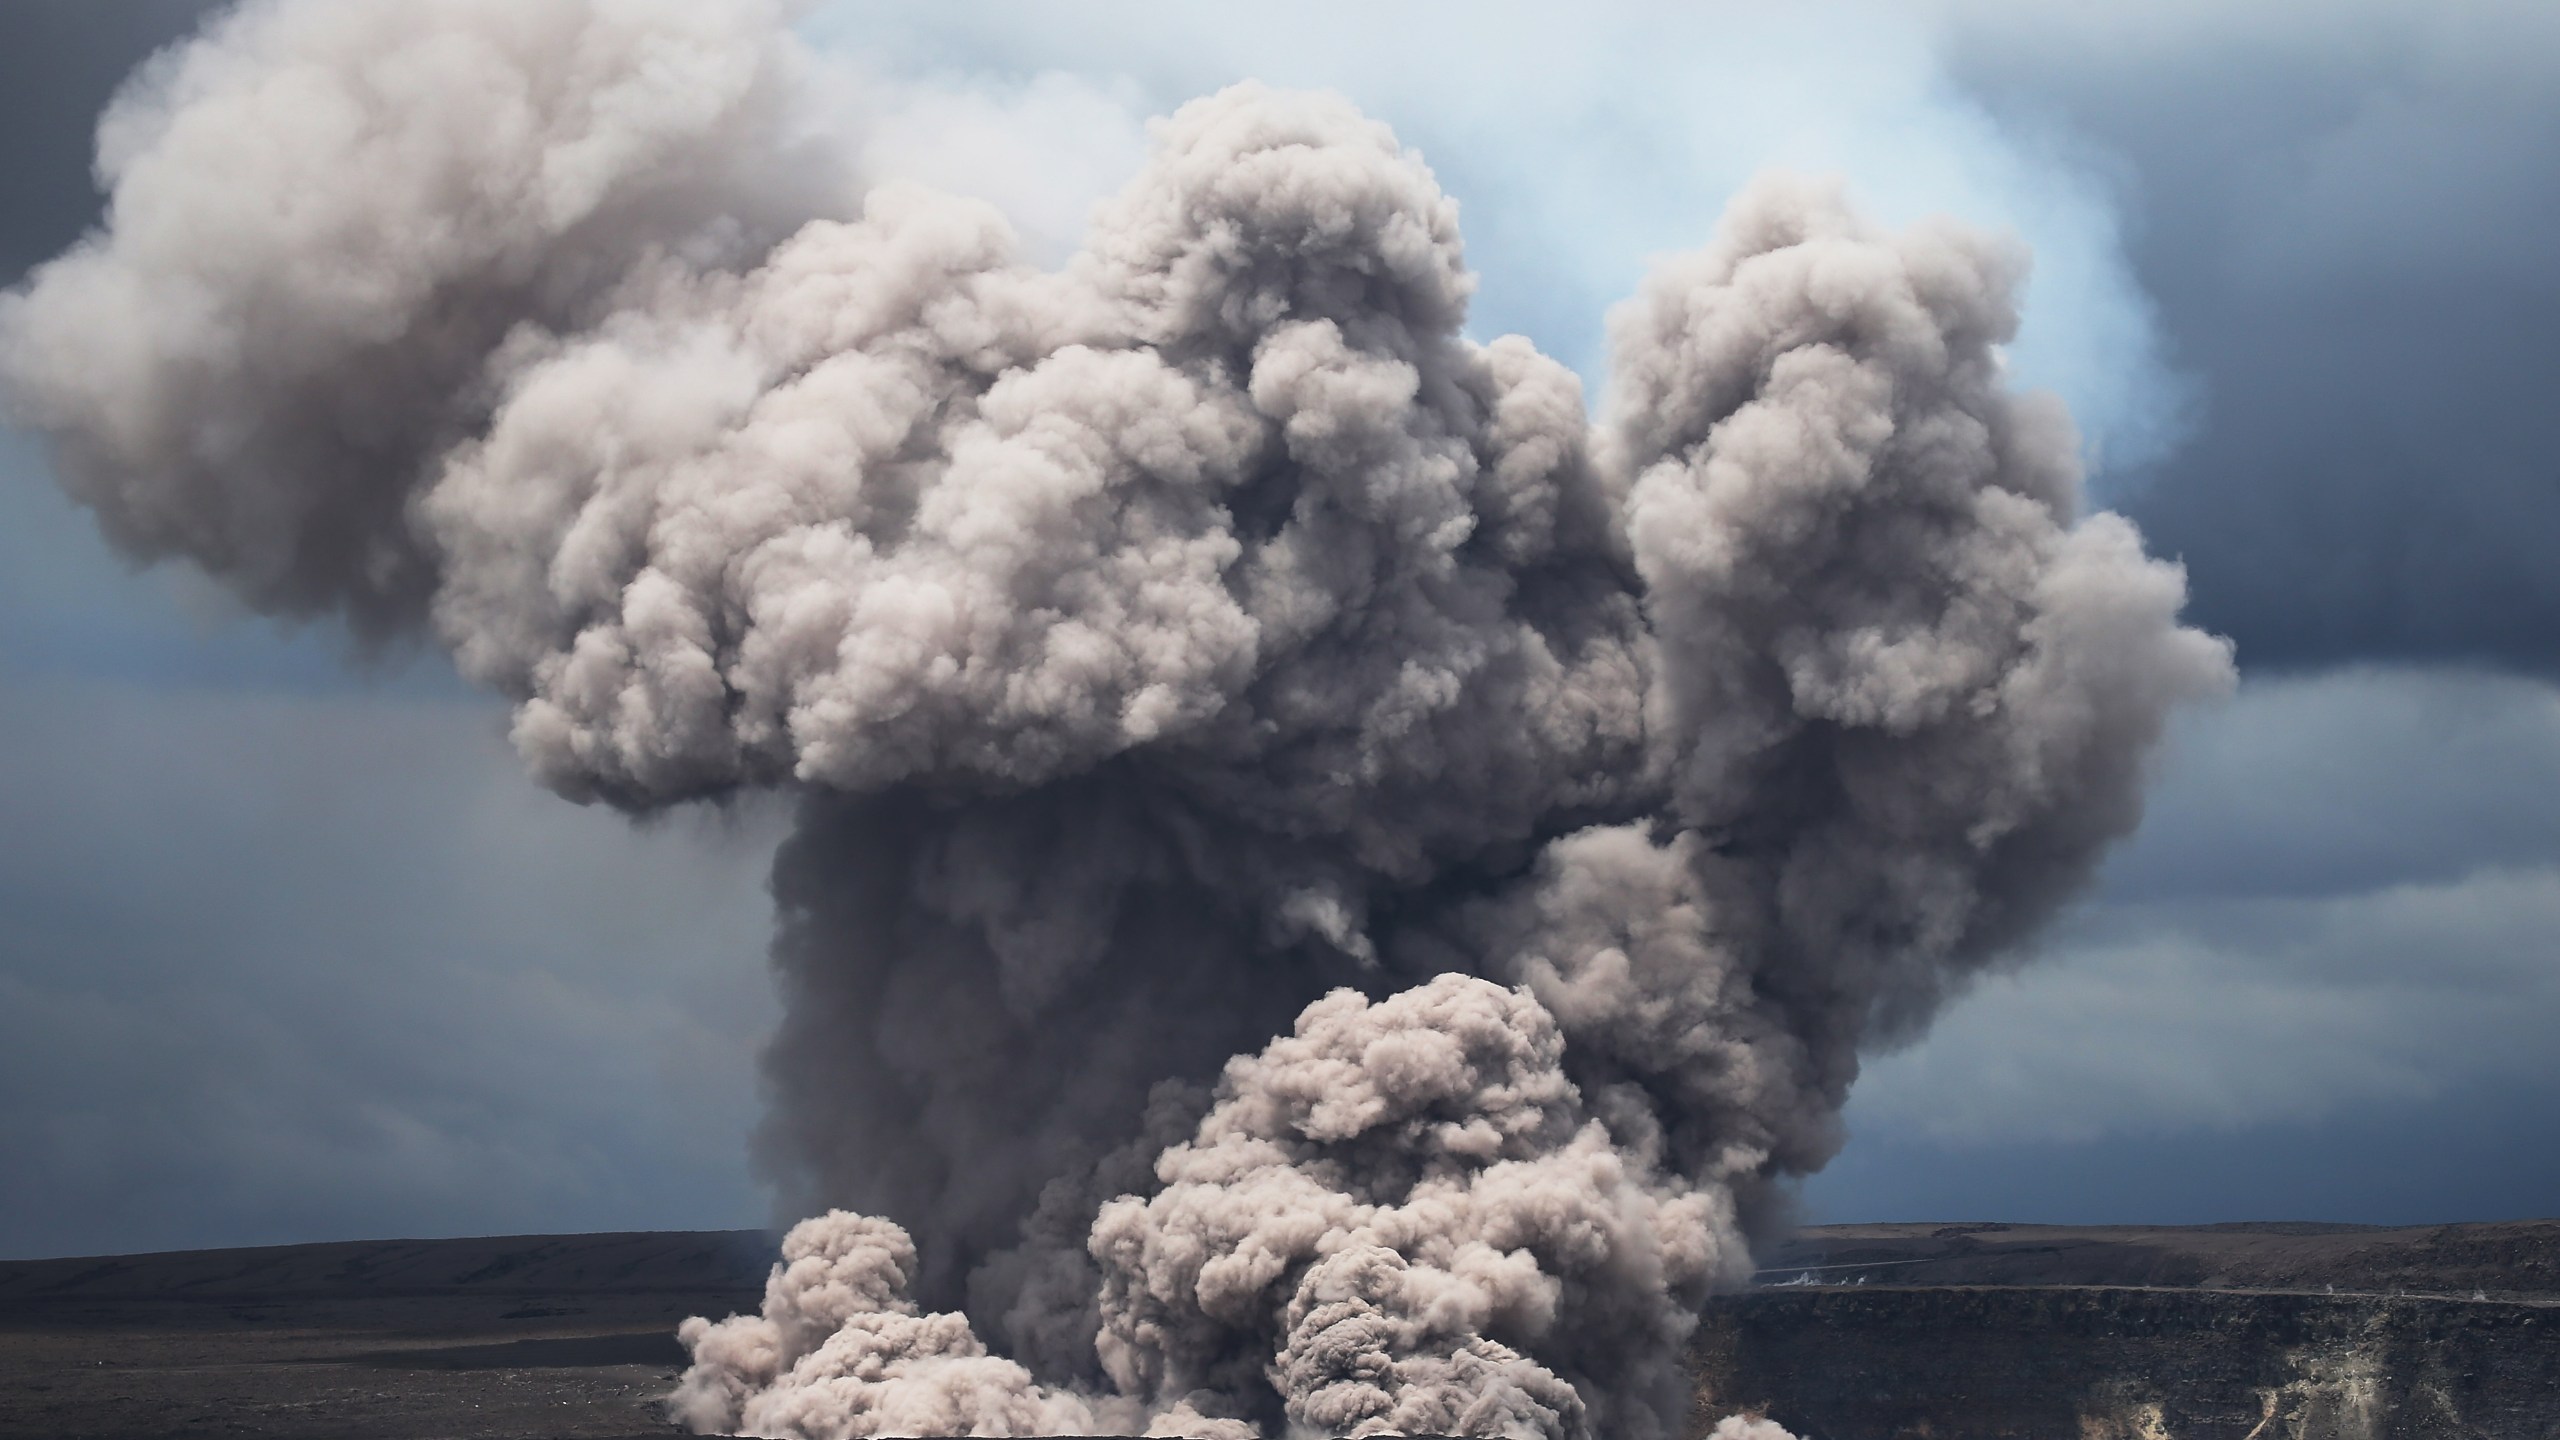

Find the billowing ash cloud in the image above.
[
  {"left": 0, "top": 1, "right": 2234, "bottom": 1435},
  {"left": 680, "top": 976, "right": 1728, "bottom": 1439},
  {"left": 1085, "top": 975, "right": 1730, "bottom": 1440},
  {"left": 1, "top": 0, "right": 845, "bottom": 640}
]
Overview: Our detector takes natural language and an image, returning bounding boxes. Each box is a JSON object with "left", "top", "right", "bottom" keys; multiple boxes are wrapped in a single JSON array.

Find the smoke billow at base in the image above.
[{"left": 0, "top": 2, "right": 2234, "bottom": 1435}]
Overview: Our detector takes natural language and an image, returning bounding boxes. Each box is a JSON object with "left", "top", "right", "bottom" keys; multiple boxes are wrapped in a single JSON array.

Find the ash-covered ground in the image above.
[{"left": 4, "top": 1223, "right": 2553, "bottom": 1440}]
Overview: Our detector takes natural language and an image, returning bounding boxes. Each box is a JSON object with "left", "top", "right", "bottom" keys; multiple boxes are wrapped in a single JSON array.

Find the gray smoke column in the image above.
[{"left": 0, "top": 1, "right": 2234, "bottom": 1435}]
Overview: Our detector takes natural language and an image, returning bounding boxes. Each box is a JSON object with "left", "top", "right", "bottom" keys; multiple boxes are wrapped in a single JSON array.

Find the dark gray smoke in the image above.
[{"left": 1, "top": 2, "right": 2234, "bottom": 1435}]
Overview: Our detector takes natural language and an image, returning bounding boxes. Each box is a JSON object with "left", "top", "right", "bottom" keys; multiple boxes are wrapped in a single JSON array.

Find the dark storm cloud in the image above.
[
  {"left": 2098, "top": 666, "right": 2560, "bottom": 904},
  {"left": 1948, "top": 6, "right": 2560, "bottom": 672},
  {"left": 0, "top": 1, "right": 222, "bottom": 283},
  {"left": 0, "top": 675, "right": 780, "bottom": 1260},
  {"left": 1811, "top": 665, "right": 2560, "bottom": 1226},
  {"left": 1812, "top": 1076, "right": 2560, "bottom": 1227}
]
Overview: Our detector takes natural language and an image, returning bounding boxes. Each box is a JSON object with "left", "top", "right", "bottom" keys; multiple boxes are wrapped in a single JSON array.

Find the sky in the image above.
[{"left": 2, "top": 0, "right": 2557, "bottom": 1261}]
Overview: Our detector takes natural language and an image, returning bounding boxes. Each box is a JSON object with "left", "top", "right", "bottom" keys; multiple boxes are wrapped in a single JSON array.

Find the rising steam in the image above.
[{"left": 0, "top": 1, "right": 2235, "bottom": 1435}]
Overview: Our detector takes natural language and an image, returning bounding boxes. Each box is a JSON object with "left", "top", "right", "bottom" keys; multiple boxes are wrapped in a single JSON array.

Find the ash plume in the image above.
[
  {"left": 1087, "top": 974, "right": 1732, "bottom": 1440},
  {"left": 1, "top": 1, "right": 2235, "bottom": 1435}
]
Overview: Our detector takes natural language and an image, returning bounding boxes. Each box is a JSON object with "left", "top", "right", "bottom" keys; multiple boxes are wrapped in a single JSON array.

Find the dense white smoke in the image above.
[{"left": 1, "top": 0, "right": 2235, "bottom": 1435}]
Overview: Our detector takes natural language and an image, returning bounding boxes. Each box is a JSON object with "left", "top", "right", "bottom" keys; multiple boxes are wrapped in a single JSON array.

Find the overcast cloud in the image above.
[
  {"left": 1951, "top": 2, "right": 2560, "bottom": 670},
  {"left": 2, "top": 0, "right": 2556, "bottom": 1259},
  {"left": 0, "top": 675, "right": 782, "bottom": 1254},
  {"left": 0, "top": 1, "right": 219, "bottom": 281}
]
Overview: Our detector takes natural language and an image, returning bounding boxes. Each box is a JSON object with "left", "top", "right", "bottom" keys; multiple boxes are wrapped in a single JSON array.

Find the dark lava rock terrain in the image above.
[
  {"left": 1708, "top": 1221, "right": 2560, "bottom": 1438},
  {"left": 1, "top": 1221, "right": 2554, "bottom": 1438},
  {"left": 0, "top": 1231, "right": 768, "bottom": 1439}
]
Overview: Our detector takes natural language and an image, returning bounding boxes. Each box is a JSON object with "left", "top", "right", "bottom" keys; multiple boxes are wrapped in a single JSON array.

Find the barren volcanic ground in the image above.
[
  {"left": 1, "top": 1222, "right": 2555, "bottom": 1439},
  {"left": 0, "top": 1232, "right": 767, "bottom": 1439},
  {"left": 1716, "top": 1222, "right": 2560, "bottom": 1438}
]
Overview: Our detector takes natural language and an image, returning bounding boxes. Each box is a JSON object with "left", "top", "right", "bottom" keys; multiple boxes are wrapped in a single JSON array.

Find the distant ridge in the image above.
[
  {"left": 1757, "top": 1218, "right": 2560, "bottom": 1299},
  {"left": 11, "top": 1218, "right": 2557, "bottom": 1312},
  {"left": 0, "top": 1229, "right": 772, "bottom": 1311}
]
